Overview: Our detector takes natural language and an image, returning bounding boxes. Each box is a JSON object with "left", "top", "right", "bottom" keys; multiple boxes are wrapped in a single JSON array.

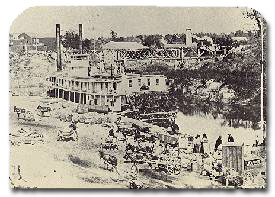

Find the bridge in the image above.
[{"left": 115, "top": 48, "right": 198, "bottom": 61}]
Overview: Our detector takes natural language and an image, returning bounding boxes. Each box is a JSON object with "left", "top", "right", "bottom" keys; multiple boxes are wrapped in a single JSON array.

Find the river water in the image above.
[{"left": 175, "top": 111, "right": 263, "bottom": 149}]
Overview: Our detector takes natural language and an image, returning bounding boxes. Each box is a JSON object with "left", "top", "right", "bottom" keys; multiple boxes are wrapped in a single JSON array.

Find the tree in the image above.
[
  {"left": 243, "top": 8, "right": 267, "bottom": 122},
  {"left": 243, "top": 9, "right": 263, "bottom": 35},
  {"left": 142, "top": 34, "right": 163, "bottom": 48},
  {"left": 61, "top": 31, "right": 80, "bottom": 49},
  {"left": 164, "top": 34, "right": 185, "bottom": 44},
  {"left": 136, "top": 35, "right": 144, "bottom": 43},
  {"left": 234, "top": 30, "right": 245, "bottom": 37},
  {"left": 82, "top": 38, "right": 91, "bottom": 52},
  {"left": 211, "top": 34, "right": 239, "bottom": 52},
  {"left": 110, "top": 30, "right": 118, "bottom": 41}
]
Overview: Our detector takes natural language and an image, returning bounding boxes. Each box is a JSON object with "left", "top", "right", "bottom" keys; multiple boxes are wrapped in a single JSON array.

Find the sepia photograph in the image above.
[{"left": 9, "top": 6, "right": 267, "bottom": 189}]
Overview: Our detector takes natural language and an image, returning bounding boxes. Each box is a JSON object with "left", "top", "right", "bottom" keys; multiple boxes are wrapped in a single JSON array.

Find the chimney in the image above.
[
  {"left": 56, "top": 24, "right": 62, "bottom": 71},
  {"left": 79, "top": 24, "right": 83, "bottom": 53},
  {"left": 186, "top": 28, "right": 192, "bottom": 47}
]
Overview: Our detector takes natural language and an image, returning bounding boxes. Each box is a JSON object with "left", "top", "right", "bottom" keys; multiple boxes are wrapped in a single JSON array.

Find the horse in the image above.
[
  {"left": 129, "top": 180, "right": 143, "bottom": 189},
  {"left": 37, "top": 105, "right": 51, "bottom": 117},
  {"left": 102, "top": 143, "right": 118, "bottom": 150}
]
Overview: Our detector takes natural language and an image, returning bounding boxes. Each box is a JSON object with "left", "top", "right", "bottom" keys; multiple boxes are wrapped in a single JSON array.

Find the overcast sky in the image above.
[{"left": 10, "top": 7, "right": 257, "bottom": 38}]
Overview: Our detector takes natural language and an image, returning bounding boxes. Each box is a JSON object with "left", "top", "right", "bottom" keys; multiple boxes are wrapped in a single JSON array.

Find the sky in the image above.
[{"left": 10, "top": 7, "right": 258, "bottom": 38}]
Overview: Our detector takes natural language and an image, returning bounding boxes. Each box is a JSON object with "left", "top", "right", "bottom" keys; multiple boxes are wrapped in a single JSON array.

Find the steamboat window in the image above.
[
  {"left": 138, "top": 79, "right": 141, "bottom": 86},
  {"left": 113, "top": 82, "right": 117, "bottom": 90},
  {"left": 156, "top": 78, "right": 159, "bottom": 86}
]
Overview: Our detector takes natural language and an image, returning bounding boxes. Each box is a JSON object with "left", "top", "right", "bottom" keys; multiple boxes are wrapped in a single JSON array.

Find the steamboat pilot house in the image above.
[{"left": 47, "top": 52, "right": 125, "bottom": 112}]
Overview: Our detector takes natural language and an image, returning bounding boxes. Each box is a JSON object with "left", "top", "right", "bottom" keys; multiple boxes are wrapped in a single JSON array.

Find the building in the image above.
[
  {"left": 186, "top": 28, "right": 192, "bottom": 47},
  {"left": 231, "top": 36, "right": 248, "bottom": 43},
  {"left": 121, "top": 73, "right": 168, "bottom": 95},
  {"left": 38, "top": 37, "right": 56, "bottom": 51},
  {"left": 9, "top": 33, "right": 54, "bottom": 53}
]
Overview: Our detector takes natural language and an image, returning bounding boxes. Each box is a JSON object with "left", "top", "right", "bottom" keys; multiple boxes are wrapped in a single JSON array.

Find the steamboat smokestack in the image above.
[
  {"left": 79, "top": 24, "right": 83, "bottom": 53},
  {"left": 56, "top": 24, "right": 62, "bottom": 71}
]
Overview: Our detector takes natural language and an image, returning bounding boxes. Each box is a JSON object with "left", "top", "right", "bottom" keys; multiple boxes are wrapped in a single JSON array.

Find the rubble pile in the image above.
[
  {"left": 55, "top": 110, "right": 116, "bottom": 125},
  {"left": 10, "top": 53, "right": 55, "bottom": 97},
  {"left": 97, "top": 118, "right": 221, "bottom": 188},
  {"left": 10, "top": 128, "right": 44, "bottom": 146}
]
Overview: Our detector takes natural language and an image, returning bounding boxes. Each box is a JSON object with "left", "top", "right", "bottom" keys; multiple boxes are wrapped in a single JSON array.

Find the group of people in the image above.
[
  {"left": 214, "top": 134, "right": 235, "bottom": 152},
  {"left": 192, "top": 133, "right": 235, "bottom": 155},
  {"left": 193, "top": 133, "right": 209, "bottom": 154}
]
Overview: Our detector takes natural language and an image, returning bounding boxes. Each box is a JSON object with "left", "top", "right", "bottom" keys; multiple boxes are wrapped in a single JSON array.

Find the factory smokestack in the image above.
[
  {"left": 56, "top": 24, "right": 62, "bottom": 71},
  {"left": 186, "top": 28, "right": 192, "bottom": 47},
  {"left": 79, "top": 24, "right": 83, "bottom": 53}
]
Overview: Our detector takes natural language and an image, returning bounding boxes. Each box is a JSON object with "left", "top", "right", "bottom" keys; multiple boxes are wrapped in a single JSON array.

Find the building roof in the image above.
[
  {"left": 163, "top": 42, "right": 197, "bottom": 49},
  {"left": 10, "top": 33, "right": 22, "bottom": 40},
  {"left": 18, "top": 32, "right": 41, "bottom": 38},
  {"left": 163, "top": 43, "right": 187, "bottom": 48},
  {"left": 232, "top": 36, "right": 248, "bottom": 42},
  {"left": 207, "top": 81, "right": 223, "bottom": 90},
  {"left": 193, "top": 35, "right": 213, "bottom": 43},
  {"left": 102, "top": 41, "right": 148, "bottom": 50},
  {"left": 10, "top": 39, "right": 25, "bottom": 45},
  {"left": 38, "top": 37, "right": 56, "bottom": 51}
]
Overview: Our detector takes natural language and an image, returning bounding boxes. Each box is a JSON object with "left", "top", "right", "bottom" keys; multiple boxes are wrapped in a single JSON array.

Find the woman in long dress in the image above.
[
  {"left": 214, "top": 136, "right": 222, "bottom": 152},
  {"left": 193, "top": 135, "right": 201, "bottom": 153},
  {"left": 201, "top": 133, "right": 209, "bottom": 154}
]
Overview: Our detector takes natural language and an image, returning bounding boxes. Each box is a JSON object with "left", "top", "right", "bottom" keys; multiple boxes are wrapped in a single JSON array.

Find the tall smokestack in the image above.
[
  {"left": 79, "top": 24, "right": 83, "bottom": 53},
  {"left": 186, "top": 28, "right": 192, "bottom": 47},
  {"left": 56, "top": 24, "right": 62, "bottom": 71}
]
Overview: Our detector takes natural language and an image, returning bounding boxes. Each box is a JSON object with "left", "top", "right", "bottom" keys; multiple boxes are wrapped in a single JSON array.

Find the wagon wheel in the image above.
[
  {"left": 173, "top": 164, "right": 181, "bottom": 175},
  {"left": 74, "top": 133, "right": 78, "bottom": 141},
  {"left": 72, "top": 131, "right": 78, "bottom": 141},
  {"left": 167, "top": 164, "right": 174, "bottom": 175},
  {"left": 57, "top": 135, "right": 62, "bottom": 141},
  {"left": 130, "top": 163, "right": 139, "bottom": 175},
  {"left": 148, "top": 162, "right": 154, "bottom": 170},
  {"left": 104, "top": 160, "right": 110, "bottom": 170}
]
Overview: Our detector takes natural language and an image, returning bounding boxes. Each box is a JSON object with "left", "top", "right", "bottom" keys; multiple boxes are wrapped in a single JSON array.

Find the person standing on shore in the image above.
[
  {"left": 214, "top": 136, "right": 222, "bottom": 152},
  {"left": 193, "top": 134, "right": 201, "bottom": 153},
  {"left": 201, "top": 133, "right": 209, "bottom": 154},
  {"left": 227, "top": 134, "right": 234, "bottom": 142}
]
